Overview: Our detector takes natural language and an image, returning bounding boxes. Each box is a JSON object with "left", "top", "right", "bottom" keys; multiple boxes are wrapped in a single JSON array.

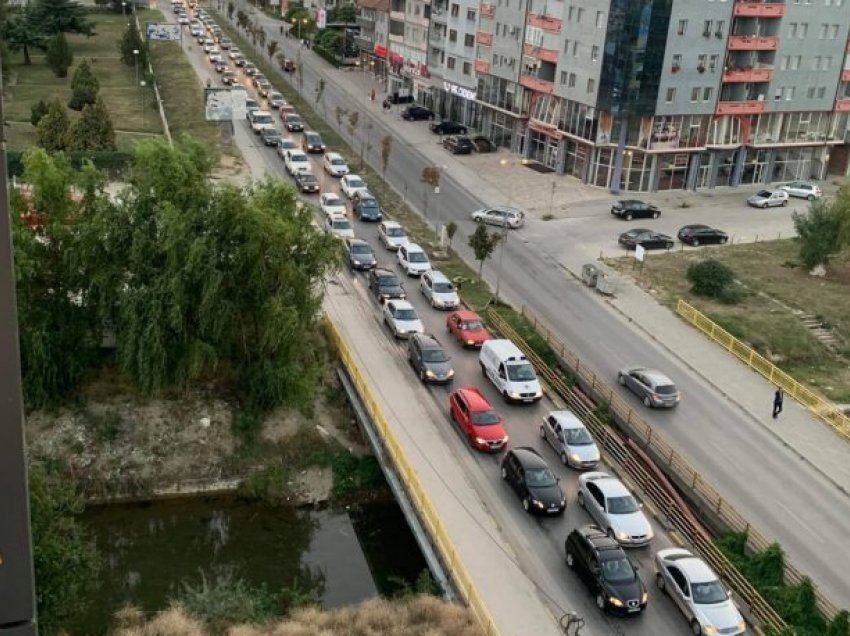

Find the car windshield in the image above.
[
  {"left": 331, "top": 158, "right": 346, "bottom": 165},
  {"left": 506, "top": 362, "right": 536, "bottom": 382},
  {"left": 600, "top": 557, "right": 636, "bottom": 584},
  {"left": 462, "top": 320, "right": 484, "bottom": 331},
  {"left": 324, "top": 196, "right": 343, "bottom": 206},
  {"left": 288, "top": 116, "right": 302, "bottom": 123},
  {"left": 378, "top": 275, "right": 399, "bottom": 287},
  {"left": 606, "top": 495, "right": 640, "bottom": 515},
  {"left": 348, "top": 178, "right": 365, "bottom": 188},
  {"left": 300, "top": 175, "right": 317, "bottom": 183},
  {"left": 351, "top": 244, "right": 371, "bottom": 255},
  {"left": 655, "top": 384, "right": 677, "bottom": 395},
  {"left": 395, "top": 308, "right": 417, "bottom": 321},
  {"left": 525, "top": 467, "right": 557, "bottom": 488},
  {"left": 292, "top": 155, "right": 308, "bottom": 163},
  {"left": 755, "top": 190, "right": 772, "bottom": 198},
  {"left": 279, "top": 141, "right": 296, "bottom": 149},
  {"left": 692, "top": 580, "right": 728, "bottom": 605},
  {"left": 471, "top": 410, "right": 500, "bottom": 425},
  {"left": 434, "top": 282, "right": 454, "bottom": 293},
  {"left": 246, "top": 100, "right": 258, "bottom": 108},
  {"left": 422, "top": 348, "right": 448, "bottom": 363},
  {"left": 270, "top": 93, "right": 282, "bottom": 100},
  {"left": 408, "top": 252, "right": 429, "bottom": 263},
  {"left": 564, "top": 427, "right": 594, "bottom": 446},
  {"left": 307, "top": 135, "right": 320, "bottom": 143},
  {"left": 361, "top": 200, "right": 378, "bottom": 209},
  {"left": 386, "top": 227, "right": 405, "bottom": 237}
]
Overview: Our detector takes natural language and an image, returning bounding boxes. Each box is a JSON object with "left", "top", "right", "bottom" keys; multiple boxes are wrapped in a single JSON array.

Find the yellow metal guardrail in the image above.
[
  {"left": 324, "top": 316, "right": 500, "bottom": 635},
  {"left": 676, "top": 299, "right": 850, "bottom": 442},
  {"left": 503, "top": 305, "right": 848, "bottom": 628}
]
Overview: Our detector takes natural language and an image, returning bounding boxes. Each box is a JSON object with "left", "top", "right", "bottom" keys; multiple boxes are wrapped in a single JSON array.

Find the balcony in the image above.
[
  {"left": 479, "top": 2, "right": 494, "bottom": 17},
  {"left": 523, "top": 42, "right": 559, "bottom": 63},
  {"left": 722, "top": 67, "right": 773, "bottom": 82},
  {"left": 527, "top": 13, "right": 562, "bottom": 33},
  {"left": 520, "top": 73, "right": 555, "bottom": 94},
  {"left": 733, "top": 1, "right": 785, "bottom": 18},
  {"left": 474, "top": 59, "right": 491, "bottom": 74},
  {"left": 477, "top": 31, "right": 493, "bottom": 46},
  {"left": 716, "top": 100, "right": 767, "bottom": 115},
  {"left": 727, "top": 35, "right": 779, "bottom": 51},
  {"left": 842, "top": 69, "right": 850, "bottom": 82},
  {"left": 836, "top": 99, "right": 850, "bottom": 112}
]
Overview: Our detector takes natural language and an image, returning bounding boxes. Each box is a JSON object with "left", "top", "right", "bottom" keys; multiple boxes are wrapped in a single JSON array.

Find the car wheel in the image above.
[
  {"left": 719, "top": 237, "right": 728, "bottom": 245},
  {"left": 419, "top": 369, "right": 426, "bottom": 382},
  {"left": 643, "top": 395, "right": 652, "bottom": 407},
  {"left": 782, "top": 199, "right": 788, "bottom": 206},
  {"left": 656, "top": 573, "right": 666, "bottom": 592},
  {"left": 807, "top": 194, "right": 815, "bottom": 201},
  {"left": 480, "top": 361, "right": 487, "bottom": 376},
  {"left": 500, "top": 466, "right": 507, "bottom": 480},
  {"left": 539, "top": 425, "right": 546, "bottom": 439},
  {"left": 761, "top": 202, "right": 768, "bottom": 209},
  {"left": 692, "top": 238, "right": 699, "bottom": 246},
  {"left": 596, "top": 592, "right": 606, "bottom": 611},
  {"left": 652, "top": 211, "right": 660, "bottom": 219},
  {"left": 565, "top": 550, "right": 575, "bottom": 568},
  {"left": 625, "top": 213, "right": 633, "bottom": 221},
  {"left": 560, "top": 451, "right": 569, "bottom": 466},
  {"left": 460, "top": 127, "right": 467, "bottom": 134},
  {"left": 502, "top": 390, "right": 511, "bottom": 403},
  {"left": 577, "top": 491, "right": 585, "bottom": 508},
  {"left": 617, "top": 373, "right": 626, "bottom": 386},
  {"left": 522, "top": 497, "right": 530, "bottom": 512},
  {"left": 691, "top": 620, "right": 703, "bottom": 636}
]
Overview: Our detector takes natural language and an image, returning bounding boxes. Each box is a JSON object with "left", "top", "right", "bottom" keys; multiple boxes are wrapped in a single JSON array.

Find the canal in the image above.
[{"left": 73, "top": 496, "right": 429, "bottom": 633}]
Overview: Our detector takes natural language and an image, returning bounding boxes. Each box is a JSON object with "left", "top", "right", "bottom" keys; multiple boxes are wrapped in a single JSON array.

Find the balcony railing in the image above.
[
  {"left": 722, "top": 67, "right": 773, "bottom": 82},
  {"left": 835, "top": 98, "right": 850, "bottom": 112},
  {"left": 477, "top": 31, "right": 493, "bottom": 46},
  {"left": 474, "top": 59, "right": 491, "bottom": 74},
  {"left": 733, "top": 1, "right": 785, "bottom": 18},
  {"left": 727, "top": 35, "right": 779, "bottom": 51},
  {"left": 716, "top": 100, "right": 767, "bottom": 115},
  {"left": 479, "top": 2, "right": 494, "bottom": 17},
  {"left": 527, "top": 13, "right": 562, "bottom": 33},
  {"left": 520, "top": 73, "right": 555, "bottom": 94},
  {"left": 523, "top": 42, "right": 558, "bottom": 63}
]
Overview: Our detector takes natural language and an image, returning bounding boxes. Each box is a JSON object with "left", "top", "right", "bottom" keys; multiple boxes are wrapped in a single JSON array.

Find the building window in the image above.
[
  {"left": 568, "top": 72, "right": 576, "bottom": 87},
  {"left": 587, "top": 78, "right": 595, "bottom": 93},
  {"left": 449, "top": 29, "right": 457, "bottom": 42},
  {"left": 447, "top": 56, "right": 456, "bottom": 69},
  {"left": 817, "top": 86, "right": 826, "bottom": 98},
  {"left": 463, "top": 61, "right": 471, "bottom": 74},
  {"left": 467, "top": 8, "right": 476, "bottom": 20},
  {"left": 806, "top": 86, "right": 816, "bottom": 98},
  {"left": 785, "top": 86, "right": 795, "bottom": 100},
  {"left": 596, "top": 10, "right": 605, "bottom": 28},
  {"left": 703, "top": 20, "right": 712, "bottom": 37},
  {"left": 690, "top": 87, "right": 699, "bottom": 102},
  {"left": 560, "top": 71, "right": 568, "bottom": 84},
  {"left": 450, "top": 3, "right": 459, "bottom": 16},
  {"left": 677, "top": 19, "right": 687, "bottom": 36},
  {"left": 591, "top": 45, "right": 599, "bottom": 61},
  {"left": 665, "top": 87, "right": 676, "bottom": 102},
  {"left": 671, "top": 53, "right": 682, "bottom": 72},
  {"left": 464, "top": 33, "right": 474, "bottom": 46},
  {"left": 702, "top": 86, "right": 713, "bottom": 101}
]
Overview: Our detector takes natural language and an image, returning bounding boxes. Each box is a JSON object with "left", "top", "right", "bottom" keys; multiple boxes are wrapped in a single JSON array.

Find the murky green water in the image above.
[{"left": 73, "top": 496, "right": 428, "bottom": 633}]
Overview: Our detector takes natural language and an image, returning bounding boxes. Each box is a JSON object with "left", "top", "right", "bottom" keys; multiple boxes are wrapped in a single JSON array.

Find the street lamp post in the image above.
[
  {"left": 132, "top": 48, "right": 140, "bottom": 86},
  {"left": 139, "top": 80, "right": 146, "bottom": 124},
  {"left": 121, "top": 1, "right": 127, "bottom": 17},
  {"left": 494, "top": 158, "right": 517, "bottom": 302}
]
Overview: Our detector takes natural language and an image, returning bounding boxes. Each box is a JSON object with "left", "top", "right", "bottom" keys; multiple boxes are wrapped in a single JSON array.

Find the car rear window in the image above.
[
  {"left": 378, "top": 275, "right": 399, "bottom": 286},
  {"left": 655, "top": 384, "right": 677, "bottom": 395},
  {"left": 386, "top": 227, "right": 405, "bottom": 237},
  {"left": 433, "top": 282, "right": 454, "bottom": 293},
  {"left": 462, "top": 320, "right": 484, "bottom": 331}
]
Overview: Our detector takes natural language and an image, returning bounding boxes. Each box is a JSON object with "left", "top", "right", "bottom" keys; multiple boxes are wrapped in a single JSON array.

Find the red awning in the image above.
[{"left": 374, "top": 44, "right": 387, "bottom": 58}]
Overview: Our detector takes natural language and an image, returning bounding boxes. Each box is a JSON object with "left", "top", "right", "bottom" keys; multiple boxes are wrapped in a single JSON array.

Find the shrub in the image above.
[
  {"left": 687, "top": 258, "right": 735, "bottom": 298},
  {"left": 68, "top": 59, "right": 100, "bottom": 110},
  {"left": 793, "top": 200, "right": 840, "bottom": 270},
  {"left": 30, "top": 99, "right": 49, "bottom": 126},
  {"left": 45, "top": 33, "right": 73, "bottom": 77}
]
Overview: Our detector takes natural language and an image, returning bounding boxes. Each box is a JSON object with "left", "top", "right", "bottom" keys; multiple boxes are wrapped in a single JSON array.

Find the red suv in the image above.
[
  {"left": 449, "top": 387, "right": 509, "bottom": 452},
  {"left": 446, "top": 310, "right": 491, "bottom": 348}
]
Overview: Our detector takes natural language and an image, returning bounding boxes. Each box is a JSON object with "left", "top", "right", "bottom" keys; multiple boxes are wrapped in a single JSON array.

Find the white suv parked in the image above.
[{"left": 397, "top": 242, "right": 431, "bottom": 277}]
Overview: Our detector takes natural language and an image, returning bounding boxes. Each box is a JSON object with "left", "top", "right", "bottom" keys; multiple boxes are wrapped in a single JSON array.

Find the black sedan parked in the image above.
[
  {"left": 443, "top": 135, "right": 474, "bottom": 155},
  {"left": 564, "top": 525, "right": 647, "bottom": 615},
  {"left": 610, "top": 200, "right": 661, "bottom": 220},
  {"left": 677, "top": 224, "right": 729, "bottom": 246},
  {"left": 618, "top": 229, "right": 674, "bottom": 250},
  {"left": 401, "top": 105, "right": 435, "bottom": 121},
  {"left": 293, "top": 172, "right": 320, "bottom": 194},
  {"left": 500, "top": 447, "right": 566, "bottom": 515},
  {"left": 430, "top": 120, "right": 467, "bottom": 135}
]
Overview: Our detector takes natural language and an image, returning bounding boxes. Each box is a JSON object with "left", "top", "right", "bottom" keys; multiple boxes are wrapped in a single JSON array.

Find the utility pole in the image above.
[{"left": 0, "top": 49, "right": 38, "bottom": 636}]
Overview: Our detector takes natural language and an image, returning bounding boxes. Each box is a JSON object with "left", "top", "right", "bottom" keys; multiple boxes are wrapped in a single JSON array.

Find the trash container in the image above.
[{"left": 582, "top": 263, "right": 601, "bottom": 288}]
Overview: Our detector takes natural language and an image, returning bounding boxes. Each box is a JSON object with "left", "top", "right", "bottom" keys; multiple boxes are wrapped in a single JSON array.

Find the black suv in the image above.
[
  {"left": 401, "top": 105, "right": 435, "bottom": 121},
  {"left": 353, "top": 192, "right": 383, "bottom": 221},
  {"left": 443, "top": 135, "right": 474, "bottom": 155},
  {"left": 500, "top": 447, "right": 565, "bottom": 516},
  {"left": 368, "top": 267, "right": 406, "bottom": 302},
  {"left": 430, "top": 120, "right": 468, "bottom": 135},
  {"left": 564, "top": 525, "right": 647, "bottom": 615},
  {"left": 302, "top": 131, "right": 326, "bottom": 153},
  {"left": 610, "top": 200, "right": 660, "bottom": 221}
]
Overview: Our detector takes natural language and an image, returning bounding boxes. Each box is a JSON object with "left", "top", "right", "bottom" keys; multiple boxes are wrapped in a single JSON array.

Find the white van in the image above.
[{"left": 479, "top": 339, "right": 542, "bottom": 403}]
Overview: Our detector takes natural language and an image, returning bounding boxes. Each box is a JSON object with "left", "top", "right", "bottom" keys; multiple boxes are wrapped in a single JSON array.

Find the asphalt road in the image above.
[{"left": 184, "top": 3, "right": 850, "bottom": 612}]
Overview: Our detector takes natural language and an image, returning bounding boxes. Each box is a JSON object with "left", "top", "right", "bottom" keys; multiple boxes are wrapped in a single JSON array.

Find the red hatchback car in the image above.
[
  {"left": 449, "top": 387, "right": 509, "bottom": 452},
  {"left": 446, "top": 310, "right": 491, "bottom": 348}
]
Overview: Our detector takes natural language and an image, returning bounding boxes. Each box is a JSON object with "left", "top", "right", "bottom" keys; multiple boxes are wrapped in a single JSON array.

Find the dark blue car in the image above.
[{"left": 353, "top": 192, "right": 383, "bottom": 222}]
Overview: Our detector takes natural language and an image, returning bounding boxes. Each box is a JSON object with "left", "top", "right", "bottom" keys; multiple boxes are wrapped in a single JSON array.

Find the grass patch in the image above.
[{"left": 606, "top": 240, "right": 850, "bottom": 402}]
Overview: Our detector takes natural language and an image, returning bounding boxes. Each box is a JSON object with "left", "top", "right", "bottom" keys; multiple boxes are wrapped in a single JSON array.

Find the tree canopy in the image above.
[
  {"left": 31, "top": 0, "right": 93, "bottom": 35},
  {"left": 68, "top": 59, "right": 100, "bottom": 110},
  {"left": 3, "top": 6, "right": 47, "bottom": 65}
]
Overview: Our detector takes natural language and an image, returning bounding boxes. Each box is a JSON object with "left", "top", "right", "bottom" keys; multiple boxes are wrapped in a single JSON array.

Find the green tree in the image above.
[
  {"left": 3, "top": 6, "right": 47, "bottom": 65},
  {"left": 236, "top": 9, "right": 247, "bottom": 30},
  {"left": 330, "top": 4, "right": 357, "bottom": 22},
  {"left": 420, "top": 165, "right": 440, "bottom": 217},
  {"left": 227, "top": 1, "right": 235, "bottom": 19},
  {"left": 267, "top": 39, "right": 279, "bottom": 60},
  {"left": 686, "top": 259, "right": 735, "bottom": 298},
  {"left": 792, "top": 199, "right": 840, "bottom": 270},
  {"left": 31, "top": 99, "right": 49, "bottom": 126},
  {"left": 29, "top": 464, "right": 101, "bottom": 634},
  {"left": 35, "top": 98, "right": 71, "bottom": 151},
  {"left": 445, "top": 221, "right": 458, "bottom": 250},
  {"left": 31, "top": 0, "right": 93, "bottom": 35},
  {"left": 380, "top": 135, "right": 392, "bottom": 176},
  {"left": 468, "top": 223, "right": 501, "bottom": 280},
  {"left": 45, "top": 32, "right": 73, "bottom": 77},
  {"left": 68, "top": 58, "right": 99, "bottom": 110},
  {"left": 118, "top": 20, "right": 146, "bottom": 68},
  {"left": 828, "top": 610, "right": 850, "bottom": 636},
  {"left": 68, "top": 97, "right": 116, "bottom": 150}
]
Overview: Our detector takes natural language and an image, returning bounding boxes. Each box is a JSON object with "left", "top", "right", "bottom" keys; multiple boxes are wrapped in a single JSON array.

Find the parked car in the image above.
[
  {"left": 293, "top": 172, "right": 320, "bottom": 193},
  {"left": 471, "top": 206, "right": 524, "bottom": 229},
  {"left": 283, "top": 113, "right": 304, "bottom": 132},
  {"left": 446, "top": 309, "right": 491, "bottom": 348},
  {"left": 617, "top": 367, "right": 680, "bottom": 408},
  {"left": 323, "top": 152, "right": 349, "bottom": 177},
  {"left": 340, "top": 174, "right": 369, "bottom": 199},
  {"left": 443, "top": 135, "right": 474, "bottom": 154},
  {"left": 655, "top": 548, "right": 747, "bottom": 635},
  {"left": 377, "top": 220, "right": 407, "bottom": 251},
  {"left": 401, "top": 105, "right": 435, "bottom": 121},
  {"left": 344, "top": 237, "right": 377, "bottom": 271},
  {"left": 677, "top": 224, "right": 729, "bottom": 246},
  {"left": 617, "top": 229, "right": 674, "bottom": 250},
  {"left": 352, "top": 192, "right": 383, "bottom": 222},
  {"left": 324, "top": 213, "right": 354, "bottom": 239},
  {"left": 281, "top": 58, "right": 296, "bottom": 72},
  {"left": 302, "top": 131, "right": 326, "bottom": 153},
  {"left": 746, "top": 189, "right": 789, "bottom": 208},
  {"left": 472, "top": 135, "right": 496, "bottom": 153},
  {"left": 779, "top": 180, "right": 822, "bottom": 200},
  {"left": 501, "top": 447, "right": 566, "bottom": 515},
  {"left": 368, "top": 267, "right": 406, "bottom": 302},
  {"left": 577, "top": 472, "right": 654, "bottom": 547},
  {"left": 397, "top": 242, "right": 431, "bottom": 277},
  {"left": 320, "top": 192, "right": 347, "bottom": 216},
  {"left": 382, "top": 300, "right": 424, "bottom": 339},
  {"left": 430, "top": 120, "right": 468, "bottom": 135},
  {"left": 276, "top": 138, "right": 298, "bottom": 158},
  {"left": 448, "top": 386, "right": 508, "bottom": 451},
  {"left": 540, "top": 410, "right": 600, "bottom": 469},
  {"left": 408, "top": 333, "right": 454, "bottom": 383},
  {"left": 419, "top": 270, "right": 459, "bottom": 309},
  {"left": 267, "top": 91, "right": 286, "bottom": 110},
  {"left": 260, "top": 127, "right": 282, "bottom": 147},
  {"left": 610, "top": 200, "right": 661, "bottom": 221},
  {"left": 565, "top": 525, "right": 648, "bottom": 615}
]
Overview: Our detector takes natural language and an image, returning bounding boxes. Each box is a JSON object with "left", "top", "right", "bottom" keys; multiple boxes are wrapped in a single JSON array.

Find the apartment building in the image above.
[
  {"left": 356, "top": 0, "right": 390, "bottom": 77},
  {"left": 474, "top": 0, "right": 850, "bottom": 193}
]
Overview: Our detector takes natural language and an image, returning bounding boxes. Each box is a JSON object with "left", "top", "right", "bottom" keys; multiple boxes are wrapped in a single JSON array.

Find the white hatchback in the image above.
[
  {"left": 324, "top": 213, "right": 354, "bottom": 240},
  {"left": 397, "top": 242, "right": 431, "bottom": 277},
  {"left": 577, "top": 472, "right": 654, "bottom": 547}
]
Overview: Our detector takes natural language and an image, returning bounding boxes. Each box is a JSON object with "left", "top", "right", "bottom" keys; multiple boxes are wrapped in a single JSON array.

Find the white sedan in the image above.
[
  {"left": 324, "top": 213, "right": 354, "bottom": 240},
  {"left": 340, "top": 174, "right": 369, "bottom": 199},
  {"left": 320, "top": 193, "right": 347, "bottom": 217},
  {"left": 471, "top": 206, "right": 525, "bottom": 229},
  {"left": 577, "top": 472, "right": 654, "bottom": 547},
  {"left": 323, "top": 152, "right": 350, "bottom": 177},
  {"left": 382, "top": 300, "right": 424, "bottom": 339},
  {"left": 655, "top": 548, "right": 747, "bottom": 635}
]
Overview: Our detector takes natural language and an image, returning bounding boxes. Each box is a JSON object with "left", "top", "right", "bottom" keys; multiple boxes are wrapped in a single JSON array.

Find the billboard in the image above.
[
  {"left": 205, "top": 87, "right": 234, "bottom": 122},
  {"left": 146, "top": 23, "right": 182, "bottom": 41}
]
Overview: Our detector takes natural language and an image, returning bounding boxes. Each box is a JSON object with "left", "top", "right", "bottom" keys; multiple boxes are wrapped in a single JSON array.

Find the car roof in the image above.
[
  {"left": 305, "top": 130, "right": 320, "bottom": 136},
  {"left": 511, "top": 446, "right": 547, "bottom": 469},
  {"left": 326, "top": 152, "right": 343, "bottom": 159},
  {"left": 413, "top": 333, "right": 442, "bottom": 349},
  {"left": 661, "top": 551, "right": 717, "bottom": 583},
  {"left": 577, "top": 525, "right": 622, "bottom": 551},
  {"left": 549, "top": 410, "right": 585, "bottom": 430},
  {"left": 347, "top": 237, "right": 370, "bottom": 247},
  {"left": 452, "top": 309, "right": 481, "bottom": 321},
  {"left": 456, "top": 386, "right": 492, "bottom": 411},
  {"left": 427, "top": 270, "right": 450, "bottom": 283},
  {"left": 642, "top": 369, "right": 674, "bottom": 385},
  {"left": 390, "top": 299, "right": 414, "bottom": 310},
  {"left": 583, "top": 472, "right": 630, "bottom": 497},
  {"left": 381, "top": 220, "right": 403, "bottom": 229},
  {"left": 374, "top": 267, "right": 396, "bottom": 277},
  {"left": 403, "top": 242, "right": 426, "bottom": 253}
]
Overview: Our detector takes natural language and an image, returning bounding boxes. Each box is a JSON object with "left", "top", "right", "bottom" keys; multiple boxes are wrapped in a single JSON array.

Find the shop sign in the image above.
[{"left": 443, "top": 81, "right": 476, "bottom": 101}]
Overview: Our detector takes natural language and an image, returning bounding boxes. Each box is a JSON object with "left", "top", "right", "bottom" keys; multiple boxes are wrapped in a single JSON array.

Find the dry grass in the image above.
[
  {"left": 110, "top": 596, "right": 481, "bottom": 636},
  {"left": 606, "top": 240, "right": 850, "bottom": 402}
]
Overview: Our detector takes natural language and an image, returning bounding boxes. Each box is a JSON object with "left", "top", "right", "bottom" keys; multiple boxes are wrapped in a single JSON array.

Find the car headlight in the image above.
[
  {"left": 569, "top": 453, "right": 582, "bottom": 464},
  {"left": 616, "top": 531, "right": 630, "bottom": 541},
  {"left": 641, "top": 591, "right": 648, "bottom": 604},
  {"left": 703, "top": 627, "right": 717, "bottom": 636},
  {"left": 466, "top": 339, "right": 475, "bottom": 346},
  {"left": 352, "top": 260, "right": 361, "bottom": 265},
  {"left": 445, "top": 369, "right": 454, "bottom": 378},
  {"left": 425, "top": 370, "right": 436, "bottom": 378},
  {"left": 474, "top": 437, "right": 486, "bottom": 445},
  {"left": 508, "top": 391, "right": 522, "bottom": 399},
  {"left": 608, "top": 597, "right": 624, "bottom": 607},
  {"left": 736, "top": 620, "right": 746, "bottom": 632},
  {"left": 533, "top": 499, "right": 545, "bottom": 509},
  {"left": 560, "top": 497, "right": 566, "bottom": 506}
]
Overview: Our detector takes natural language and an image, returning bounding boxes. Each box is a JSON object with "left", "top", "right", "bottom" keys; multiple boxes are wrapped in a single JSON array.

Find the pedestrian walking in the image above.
[
  {"left": 370, "top": 88, "right": 376, "bottom": 102},
  {"left": 382, "top": 97, "right": 391, "bottom": 112},
  {"left": 772, "top": 387, "right": 784, "bottom": 419}
]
